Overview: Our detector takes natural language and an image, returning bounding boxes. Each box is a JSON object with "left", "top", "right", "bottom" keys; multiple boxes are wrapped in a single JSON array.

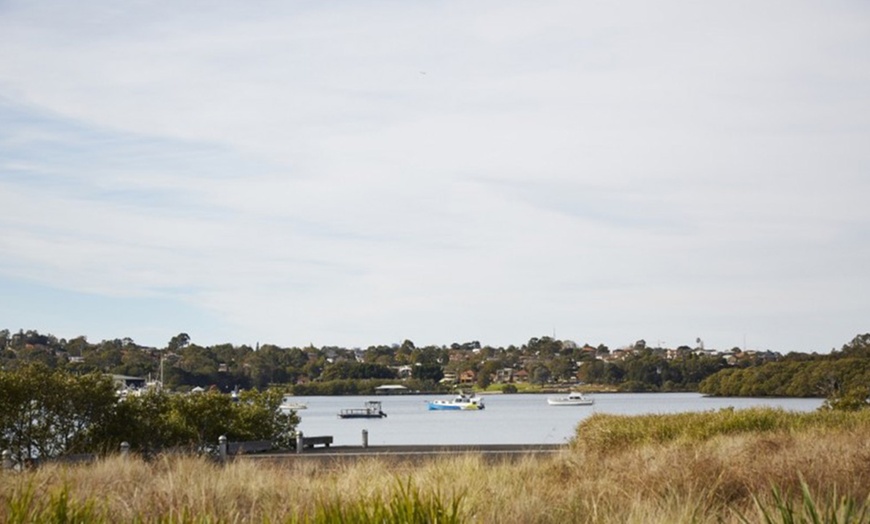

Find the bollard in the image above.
[
  {"left": 218, "top": 435, "right": 227, "bottom": 463},
  {"left": 362, "top": 429, "right": 368, "bottom": 448},
  {"left": 296, "top": 431, "right": 304, "bottom": 454},
  {"left": 1, "top": 450, "right": 11, "bottom": 471},
  {"left": 120, "top": 441, "right": 130, "bottom": 458}
]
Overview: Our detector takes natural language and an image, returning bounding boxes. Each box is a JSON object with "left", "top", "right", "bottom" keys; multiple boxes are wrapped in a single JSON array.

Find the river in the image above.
[{"left": 294, "top": 392, "right": 824, "bottom": 446}]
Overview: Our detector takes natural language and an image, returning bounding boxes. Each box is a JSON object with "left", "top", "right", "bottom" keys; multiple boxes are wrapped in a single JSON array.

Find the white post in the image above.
[
  {"left": 218, "top": 435, "right": 227, "bottom": 463},
  {"left": 296, "top": 431, "right": 304, "bottom": 454},
  {"left": 362, "top": 429, "right": 368, "bottom": 448}
]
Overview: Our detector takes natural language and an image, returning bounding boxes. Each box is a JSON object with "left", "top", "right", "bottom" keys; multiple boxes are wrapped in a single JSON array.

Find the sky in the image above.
[{"left": 1, "top": 1, "right": 869, "bottom": 353}]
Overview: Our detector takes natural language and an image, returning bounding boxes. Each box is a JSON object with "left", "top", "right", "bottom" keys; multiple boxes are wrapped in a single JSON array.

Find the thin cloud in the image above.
[{"left": 0, "top": 1, "right": 868, "bottom": 352}]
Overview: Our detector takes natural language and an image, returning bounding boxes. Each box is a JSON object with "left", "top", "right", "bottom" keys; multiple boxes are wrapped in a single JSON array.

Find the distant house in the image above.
[
  {"left": 514, "top": 369, "right": 529, "bottom": 383},
  {"left": 440, "top": 372, "right": 457, "bottom": 385},
  {"left": 448, "top": 351, "right": 470, "bottom": 363},
  {"left": 459, "top": 369, "right": 476, "bottom": 384},
  {"left": 609, "top": 349, "right": 630, "bottom": 361},
  {"left": 495, "top": 368, "right": 514, "bottom": 383}
]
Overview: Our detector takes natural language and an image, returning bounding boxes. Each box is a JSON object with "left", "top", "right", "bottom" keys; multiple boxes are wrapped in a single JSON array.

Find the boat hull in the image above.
[
  {"left": 338, "top": 413, "right": 387, "bottom": 419},
  {"left": 547, "top": 399, "right": 594, "bottom": 406},
  {"left": 427, "top": 402, "right": 484, "bottom": 411}
]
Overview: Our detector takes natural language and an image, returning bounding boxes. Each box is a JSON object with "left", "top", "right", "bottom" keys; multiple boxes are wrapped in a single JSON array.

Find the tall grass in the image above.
[
  {"left": 2, "top": 408, "right": 869, "bottom": 523},
  {"left": 3, "top": 482, "right": 100, "bottom": 523},
  {"left": 573, "top": 407, "right": 870, "bottom": 453}
]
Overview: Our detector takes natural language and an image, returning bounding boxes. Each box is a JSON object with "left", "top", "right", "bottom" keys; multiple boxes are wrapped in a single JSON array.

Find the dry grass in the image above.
[{"left": 3, "top": 409, "right": 870, "bottom": 523}]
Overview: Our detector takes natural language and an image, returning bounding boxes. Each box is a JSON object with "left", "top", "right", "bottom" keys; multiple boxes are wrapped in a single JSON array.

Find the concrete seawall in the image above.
[{"left": 238, "top": 444, "right": 567, "bottom": 466}]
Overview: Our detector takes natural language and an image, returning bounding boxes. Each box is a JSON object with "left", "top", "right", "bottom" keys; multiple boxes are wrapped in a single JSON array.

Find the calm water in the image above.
[{"left": 294, "top": 393, "right": 823, "bottom": 446}]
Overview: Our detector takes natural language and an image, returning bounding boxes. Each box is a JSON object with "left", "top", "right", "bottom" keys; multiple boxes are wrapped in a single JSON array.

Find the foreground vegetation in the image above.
[
  {"left": 3, "top": 408, "right": 869, "bottom": 523},
  {"left": 0, "top": 365, "right": 298, "bottom": 463}
]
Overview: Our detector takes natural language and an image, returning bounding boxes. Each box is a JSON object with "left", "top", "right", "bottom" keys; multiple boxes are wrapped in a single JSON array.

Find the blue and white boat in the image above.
[{"left": 428, "top": 392, "right": 485, "bottom": 411}]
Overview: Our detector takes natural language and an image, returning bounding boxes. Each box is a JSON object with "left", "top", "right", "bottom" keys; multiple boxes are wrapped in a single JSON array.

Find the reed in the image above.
[{"left": 2, "top": 408, "right": 869, "bottom": 523}]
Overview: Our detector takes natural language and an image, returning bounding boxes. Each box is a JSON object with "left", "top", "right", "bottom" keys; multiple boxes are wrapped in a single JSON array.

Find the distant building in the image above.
[
  {"left": 112, "top": 374, "right": 146, "bottom": 391},
  {"left": 440, "top": 372, "right": 457, "bottom": 385},
  {"left": 495, "top": 368, "right": 514, "bottom": 383},
  {"left": 459, "top": 369, "right": 476, "bottom": 384}
]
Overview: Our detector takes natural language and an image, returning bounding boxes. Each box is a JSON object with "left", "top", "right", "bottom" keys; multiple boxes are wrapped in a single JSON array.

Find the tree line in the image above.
[
  {"left": 0, "top": 329, "right": 747, "bottom": 393},
  {"left": 700, "top": 333, "right": 870, "bottom": 410}
]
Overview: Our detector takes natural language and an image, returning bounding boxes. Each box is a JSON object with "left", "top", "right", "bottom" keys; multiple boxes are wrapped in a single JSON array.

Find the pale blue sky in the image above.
[{"left": 1, "top": 1, "right": 868, "bottom": 352}]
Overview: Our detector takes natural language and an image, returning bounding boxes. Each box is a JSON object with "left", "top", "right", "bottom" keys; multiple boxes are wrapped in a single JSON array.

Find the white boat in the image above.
[
  {"left": 428, "top": 392, "right": 485, "bottom": 411},
  {"left": 547, "top": 392, "right": 594, "bottom": 406},
  {"left": 279, "top": 395, "right": 308, "bottom": 413}
]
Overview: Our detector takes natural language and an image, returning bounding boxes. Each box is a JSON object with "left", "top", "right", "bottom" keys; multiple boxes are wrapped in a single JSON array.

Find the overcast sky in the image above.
[{"left": 1, "top": 1, "right": 868, "bottom": 352}]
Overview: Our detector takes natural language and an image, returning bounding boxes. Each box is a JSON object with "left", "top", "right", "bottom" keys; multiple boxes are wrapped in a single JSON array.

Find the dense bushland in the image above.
[{"left": 700, "top": 334, "right": 870, "bottom": 403}]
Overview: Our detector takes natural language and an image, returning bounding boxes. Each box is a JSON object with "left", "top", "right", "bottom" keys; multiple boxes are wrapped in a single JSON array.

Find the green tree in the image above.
[
  {"left": 532, "top": 365, "right": 551, "bottom": 386},
  {"left": 104, "top": 388, "right": 298, "bottom": 454},
  {"left": 823, "top": 385, "right": 870, "bottom": 411},
  {"left": 412, "top": 363, "right": 444, "bottom": 382},
  {"left": 548, "top": 356, "right": 575, "bottom": 382},
  {"left": 321, "top": 361, "right": 396, "bottom": 381},
  {"left": 477, "top": 360, "right": 500, "bottom": 389},
  {"left": 167, "top": 333, "right": 191, "bottom": 352},
  {"left": 119, "top": 348, "right": 157, "bottom": 378},
  {"left": 105, "top": 391, "right": 184, "bottom": 455},
  {"left": 0, "top": 364, "right": 118, "bottom": 463}
]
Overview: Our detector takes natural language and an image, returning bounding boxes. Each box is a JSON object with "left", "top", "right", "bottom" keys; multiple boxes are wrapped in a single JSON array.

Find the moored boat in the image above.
[
  {"left": 279, "top": 395, "right": 308, "bottom": 414},
  {"left": 547, "top": 392, "right": 594, "bottom": 406},
  {"left": 338, "top": 400, "right": 387, "bottom": 419},
  {"left": 428, "top": 392, "right": 485, "bottom": 411}
]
